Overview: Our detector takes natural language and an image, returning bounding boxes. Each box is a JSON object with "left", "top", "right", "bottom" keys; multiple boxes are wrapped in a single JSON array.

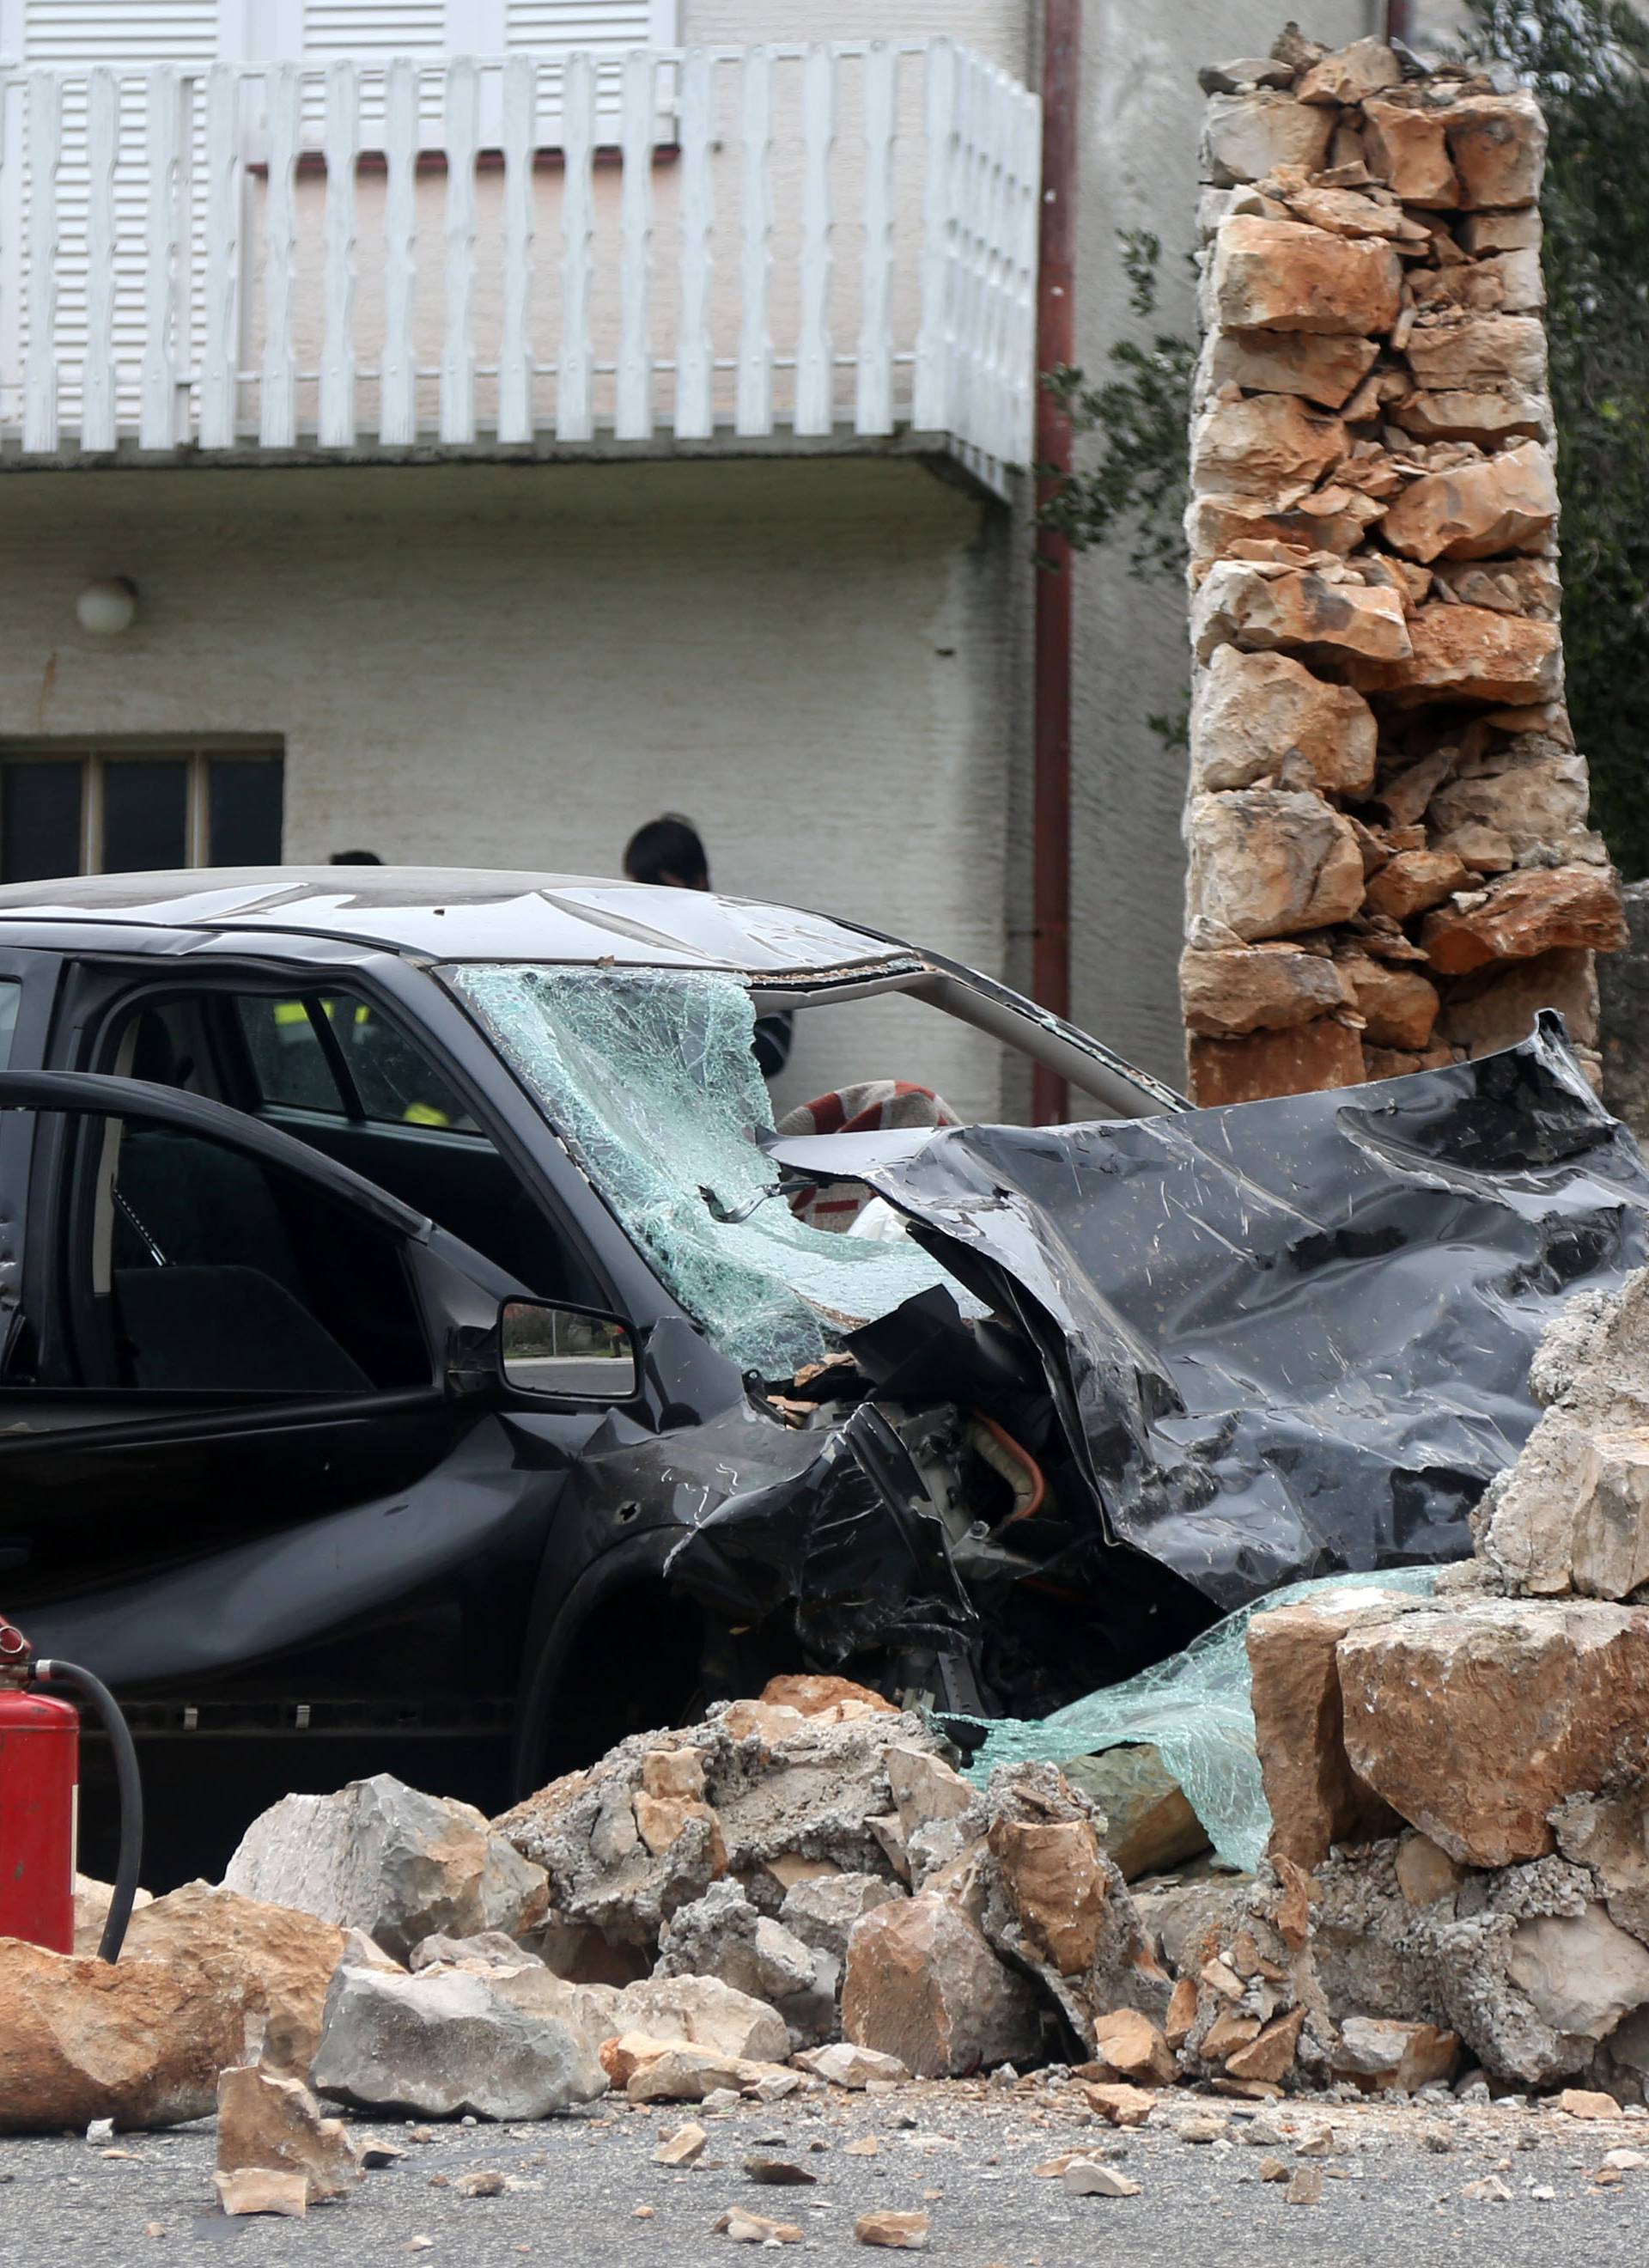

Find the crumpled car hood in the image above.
[{"left": 764, "top": 1015, "right": 1649, "bottom": 1610}]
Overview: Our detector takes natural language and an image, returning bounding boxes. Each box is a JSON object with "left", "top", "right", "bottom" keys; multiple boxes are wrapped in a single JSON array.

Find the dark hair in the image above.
[
  {"left": 330, "top": 849, "right": 382, "bottom": 865},
  {"left": 623, "top": 814, "right": 709, "bottom": 888}
]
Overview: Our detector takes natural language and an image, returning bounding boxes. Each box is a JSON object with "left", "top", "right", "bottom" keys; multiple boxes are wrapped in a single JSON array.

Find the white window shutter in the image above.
[{"left": 502, "top": 0, "right": 675, "bottom": 140}]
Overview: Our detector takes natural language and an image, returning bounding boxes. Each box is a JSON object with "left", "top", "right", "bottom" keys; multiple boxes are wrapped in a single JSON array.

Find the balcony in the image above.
[{"left": 0, "top": 42, "right": 1040, "bottom": 496}]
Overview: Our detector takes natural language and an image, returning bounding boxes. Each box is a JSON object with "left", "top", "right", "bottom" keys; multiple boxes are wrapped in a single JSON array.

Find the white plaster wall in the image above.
[
  {"left": 1067, "top": 0, "right": 1381, "bottom": 1088},
  {"left": 0, "top": 455, "right": 1018, "bottom": 1123}
]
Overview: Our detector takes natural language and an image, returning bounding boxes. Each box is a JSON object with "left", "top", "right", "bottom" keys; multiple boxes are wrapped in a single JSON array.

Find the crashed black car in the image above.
[{"left": 0, "top": 868, "right": 1644, "bottom": 1880}]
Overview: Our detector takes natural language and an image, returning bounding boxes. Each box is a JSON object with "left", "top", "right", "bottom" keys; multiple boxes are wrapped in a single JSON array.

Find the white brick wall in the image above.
[{"left": 0, "top": 453, "right": 1021, "bottom": 1121}]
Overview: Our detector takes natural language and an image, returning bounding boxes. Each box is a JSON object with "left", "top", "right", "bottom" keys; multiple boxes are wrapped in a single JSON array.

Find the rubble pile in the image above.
[
  {"left": 1183, "top": 28, "right": 1626, "bottom": 1105},
  {"left": 5, "top": 1273, "right": 1649, "bottom": 2170}
]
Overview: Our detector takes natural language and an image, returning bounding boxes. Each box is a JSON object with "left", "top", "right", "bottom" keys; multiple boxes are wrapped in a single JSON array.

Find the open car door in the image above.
[{"left": 0, "top": 1070, "right": 635, "bottom": 1875}]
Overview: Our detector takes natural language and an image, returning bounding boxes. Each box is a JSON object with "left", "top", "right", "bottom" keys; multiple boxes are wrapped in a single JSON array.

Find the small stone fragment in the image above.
[
  {"left": 654, "top": 2123, "right": 709, "bottom": 2167},
  {"left": 1560, "top": 2089, "right": 1622, "bottom": 2121},
  {"left": 855, "top": 2210, "right": 932, "bottom": 2249},
  {"left": 793, "top": 2044, "right": 908, "bottom": 2089},
  {"left": 454, "top": 2169, "right": 507, "bottom": 2198},
  {"left": 715, "top": 2207, "right": 805, "bottom": 2244},
  {"left": 1062, "top": 2161, "right": 1142, "bottom": 2198},
  {"left": 1285, "top": 2166, "right": 1323, "bottom": 2205},
  {"left": 213, "top": 2168, "right": 309, "bottom": 2218},
  {"left": 744, "top": 2160, "right": 817, "bottom": 2187}
]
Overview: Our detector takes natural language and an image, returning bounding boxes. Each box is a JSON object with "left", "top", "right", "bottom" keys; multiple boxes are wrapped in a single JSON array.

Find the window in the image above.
[
  {"left": 0, "top": 747, "right": 283, "bottom": 882},
  {"left": 0, "top": 980, "right": 18, "bottom": 1071},
  {"left": 236, "top": 992, "right": 471, "bottom": 1130}
]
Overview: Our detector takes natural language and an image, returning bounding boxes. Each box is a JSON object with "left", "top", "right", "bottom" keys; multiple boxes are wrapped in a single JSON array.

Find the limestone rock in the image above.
[
  {"left": 1190, "top": 644, "right": 1378, "bottom": 797},
  {"left": 496, "top": 1704, "right": 942, "bottom": 1954},
  {"left": 841, "top": 1891, "right": 1041, "bottom": 2077},
  {"left": 1395, "top": 1833, "right": 1464, "bottom": 1910},
  {"left": 1438, "top": 948, "right": 1599, "bottom": 1058},
  {"left": 1381, "top": 442, "right": 1558, "bottom": 564},
  {"left": 310, "top": 1960, "right": 608, "bottom": 2119},
  {"left": 625, "top": 2044, "right": 768, "bottom": 2103},
  {"left": 1393, "top": 386, "right": 1549, "bottom": 445},
  {"left": 1207, "top": 327, "right": 1379, "bottom": 410},
  {"left": 1427, "top": 735, "right": 1595, "bottom": 864},
  {"left": 72, "top": 1875, "right": 153, "bottom": 1957},
  {"left": 214, "top": 2168, "right": 308, "bottom": 2217},
  {"left": 1420, "top": 867, "right": 1627, "bottom": 975},
  {"left": 1445, "top": 91, "right": 1547, "bottom": 210},
  {"left": 779, "top": 1874, "right": 904, "bottom": 1965},
  {"left": 224, "top": 1775, "right": 547, "bottom": 1964},
  {"left": 974, "top": 1764, "right": 1167, "bottom": 2055},
  {"left": 1506, "top": 1904, "right": 1649, "bottom": 2039},
  {"left": 614, "top": 1974, "right": 790, "bottom": 2065},
  {"left": 1180, "top": 943, "right": 1355, "bottom": 1038},
  {"left": 1296, "top": 38, "right": 1403, "bottom": 107},
  {"left": 119, "top": 1881, "right": 345, "bottom": 2081},
  {"left": 215, "top": 2064, "right": 360, "bottom": 2204},
  {"left": 1248, "top": 1588, "right": 1425, "bottom": 1870},
  {"left": 792, "top": 2041, "right": 908, "bottom": 2088},
  {"left": 1213, "top": 216, "right": 1403, "bottom": 337},
  {"left": 1364, "top": 850, "right": 1473, "bottom": 924},
  {"left": 1460, "top": 210, "right": 1543, "bottom": 255},
  {"left": 1334, "top": 948, "right": 1439, "bottom": 1052},
  {"left": 1551, "top": 1785, "right": 1649, "bottom": 1945},
  {"left": 759, "top": 1674, "right": 898, "bottom": 1718},
  {"left": 1336, "top": 1600, "right": 1649, "bottom": 1867},
  {"left": 1405, "top": 314, "right": 1548, "bottom": 393},
  {"left": 1089, "top": 2007, "right": 1175, "bottom": 2086},
  {"left": 1190, "top": 394, "right": 1347, "bottom": 500},
  {"left": 1348, "top": 603, "right": 1562, "bottom": 706},
  {"left": 1201, "top": 93, "right": 1335, "bottom": 188},
  {"left": 409, "top": 1930, "right": 539, "bottom": 1974},
  {"left": 1061, "top": 1746, "right": 1211, "bottom": 1880},
  {"left": 654, "top": 1881, "right": 816, "bottom": 2004},
  {"left": 1186, "top": 487, "right": 1387, "bottom": 564},
  {"left": 1332, "top": 2016, "right": 1459, "bottom": 2093},
  {"left": 1188, "top": 1018, "right": 1366, "bottom": 1106},
  {"left": 884, "top": 1746, "right": 977, "bottom": 1838},
  {"left": 1186, "top": 790, "right": 1366, "bottom": 942},
  {"left": 1362, "top": 98, "right": 1459, "bottom": 206},
  {"left": 1191, "top": 560, "right": 1411, "bottom": 664},
  {"left": 0, "top": 1938, "right": 249, "bottom": 2133}
]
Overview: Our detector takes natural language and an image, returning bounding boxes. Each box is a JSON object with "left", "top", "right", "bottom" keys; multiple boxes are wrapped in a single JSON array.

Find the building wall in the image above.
[
  {"left": 0, "top": 454, "right": 1017, "bottom": 1123},
  {"left": 1065, "top": 0, "right": 1381, "bottom": 1088}
]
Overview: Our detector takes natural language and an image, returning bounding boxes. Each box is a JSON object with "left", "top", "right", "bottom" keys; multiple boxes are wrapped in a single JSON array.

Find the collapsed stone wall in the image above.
[{"left": 1182, "top": 30, "right": 1626, "bottom": 1107}]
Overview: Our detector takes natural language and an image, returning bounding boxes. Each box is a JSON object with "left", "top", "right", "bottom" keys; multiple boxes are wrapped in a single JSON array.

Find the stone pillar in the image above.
[{"left": 1182, "top": 29, "right": 1626, "bottom": 1107}]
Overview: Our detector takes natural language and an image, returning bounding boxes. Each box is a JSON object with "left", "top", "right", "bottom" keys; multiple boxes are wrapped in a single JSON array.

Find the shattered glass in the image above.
[
  {"left": 449, "top": 965, "right": 962, "bottom": 1377},
  {"left": 965, "top": 1566, "right": 1441, "bottom": 1874}
]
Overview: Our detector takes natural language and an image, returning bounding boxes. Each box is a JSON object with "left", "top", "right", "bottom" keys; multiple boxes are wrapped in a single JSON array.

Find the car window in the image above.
[
  {"left": 236, "top": 994, "right": 472, "bottom": 1130},
  {"left": 95, "top": 1115, "right": 431, "bottom": 1394},
  {"left": 0, "top": 979, "right": 19, "bottom": 1071}
]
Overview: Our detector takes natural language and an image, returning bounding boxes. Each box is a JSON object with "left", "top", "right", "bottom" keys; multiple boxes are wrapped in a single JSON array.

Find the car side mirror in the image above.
[{"left": 498, "top": 1298, "right": 638, "bottom": 1402}]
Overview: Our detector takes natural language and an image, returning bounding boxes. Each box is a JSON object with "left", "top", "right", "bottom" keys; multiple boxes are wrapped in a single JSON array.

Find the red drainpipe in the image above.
[
  {"left": 1031, "top": 0, "right": 1080, "bottom": 1125},
  {"left": 1385, "top": 0, "right": 1415, "bottom": 42}
]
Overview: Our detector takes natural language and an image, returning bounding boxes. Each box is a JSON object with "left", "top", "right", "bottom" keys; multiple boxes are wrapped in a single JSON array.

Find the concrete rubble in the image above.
[{"left": 1183, "top": 31, "right": 1626, "bottom": 1104}]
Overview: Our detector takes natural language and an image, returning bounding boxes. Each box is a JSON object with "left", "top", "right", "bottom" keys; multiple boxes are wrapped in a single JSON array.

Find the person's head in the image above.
[
  {"left": 330, "top": 850, "right": 382, "bottom": 866},
  {"left": 623, "top": 814, "right": 710, "bottom": 891}
]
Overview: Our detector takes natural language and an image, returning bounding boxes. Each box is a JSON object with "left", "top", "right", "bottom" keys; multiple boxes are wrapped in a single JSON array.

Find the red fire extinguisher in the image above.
[{"left": 0, "top": 1615, "right": 144, "bottom": 1961}]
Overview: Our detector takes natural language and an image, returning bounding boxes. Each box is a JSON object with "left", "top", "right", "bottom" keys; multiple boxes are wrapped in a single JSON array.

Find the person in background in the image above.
[
  {"left": 623, "top": 813, "right": 794, "bottom": 1081},
  {"left": 331, "top": 849, "right": 382, "bottom": 865}
]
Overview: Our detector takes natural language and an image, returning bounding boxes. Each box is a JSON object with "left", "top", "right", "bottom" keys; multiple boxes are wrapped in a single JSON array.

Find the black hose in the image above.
[{"left": 34, "top": 1659, "right": 144, "bottom": 1964}]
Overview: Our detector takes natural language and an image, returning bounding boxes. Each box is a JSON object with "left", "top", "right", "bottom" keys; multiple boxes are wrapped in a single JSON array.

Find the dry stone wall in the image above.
[{"left": 1183, "top": 30, "right": 1626, "bottom": 1107}]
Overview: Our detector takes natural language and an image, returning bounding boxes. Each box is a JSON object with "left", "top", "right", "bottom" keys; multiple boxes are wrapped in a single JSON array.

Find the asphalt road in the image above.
[{"left": 5, "top": 2080, "right": 1649, "bottom": 2268}]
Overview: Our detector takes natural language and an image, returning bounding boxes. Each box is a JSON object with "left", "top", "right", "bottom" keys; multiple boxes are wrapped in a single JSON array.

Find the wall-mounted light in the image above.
[{"left": 76, "top": 577, "right": 137, "bottom": 636}]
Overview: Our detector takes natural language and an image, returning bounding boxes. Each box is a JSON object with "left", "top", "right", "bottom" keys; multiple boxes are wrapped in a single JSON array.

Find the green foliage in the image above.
[
  {"left": 1036, "top": 231, "right": 1196, "bottom": 583},
  {"left": 1462, "top": 2, "right": 1649, "bottom": 876}
]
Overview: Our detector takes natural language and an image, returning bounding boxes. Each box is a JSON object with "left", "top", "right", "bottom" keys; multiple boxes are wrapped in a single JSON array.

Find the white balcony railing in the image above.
[{"left": 0, "top": 44, "right": 1040, "bottom": 488}]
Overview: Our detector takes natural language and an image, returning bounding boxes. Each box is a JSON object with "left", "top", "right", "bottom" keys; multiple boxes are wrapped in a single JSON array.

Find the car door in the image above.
[{"left": 0, "top": 1070, "right": 640, "bottom": 1876}]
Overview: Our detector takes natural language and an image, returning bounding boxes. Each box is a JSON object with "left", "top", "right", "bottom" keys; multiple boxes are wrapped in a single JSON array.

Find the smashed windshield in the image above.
[{"left": 447, "top": 965, "right": 964, "bottom": 1377}]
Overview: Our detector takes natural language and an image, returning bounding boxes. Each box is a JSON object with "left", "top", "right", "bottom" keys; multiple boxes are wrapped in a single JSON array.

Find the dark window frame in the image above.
[{"left": 0, "top": 741, "right": 284, "bottom": 881}]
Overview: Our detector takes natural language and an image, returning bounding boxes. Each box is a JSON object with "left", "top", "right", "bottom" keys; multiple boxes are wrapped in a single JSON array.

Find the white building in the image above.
[{"left": 0, "top": 0, "right": 1384, "bottom": 1113}]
